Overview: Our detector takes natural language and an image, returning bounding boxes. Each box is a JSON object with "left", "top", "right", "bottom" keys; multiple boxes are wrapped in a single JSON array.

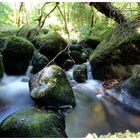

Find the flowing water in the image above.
[
  {"left": 65, "top": 62, "right": 140, "bottom": 137},
  {"left": 0, "top": 63, "right": 140, "bottom": 138},
  {"left": 0, "top": 66, "right": 35, "bottom": 122}
]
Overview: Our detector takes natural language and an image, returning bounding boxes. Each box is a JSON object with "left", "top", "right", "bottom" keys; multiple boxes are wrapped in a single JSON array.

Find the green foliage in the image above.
[
  {"left": 0, "top": 2, "right": 140, "bottom": 41},
  {"left": 100, "top": 130, "right": 140, "bottom": 138},
  {"left": 0, "top": 3, "right": 13, "bottom": 24}
]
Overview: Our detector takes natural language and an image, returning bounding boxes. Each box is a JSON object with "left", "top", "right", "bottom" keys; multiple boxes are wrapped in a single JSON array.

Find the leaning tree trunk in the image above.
[
  {"left": 89, "top": 13, "right": 140, "bottom": 80},
  {"left": 89, "top": 2, "right": 127, "bottom": 24}
]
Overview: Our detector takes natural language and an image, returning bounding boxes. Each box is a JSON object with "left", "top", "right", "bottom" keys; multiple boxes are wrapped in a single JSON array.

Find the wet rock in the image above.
[
  {"left": 0, "top": 108, "right": 67, "bottom": 138},
  {"left": 117, "top": 72, "right": 140, "bottom": 97},
  {"left": 29, "top": 65, "right": 76, "bottom": 107},
  {"left": 31, "top": 50, "right": 49, "bottom": 74},
  {"left": 2, "top": 36, "right": 34, "bottom": 75},
  {"left": 73, "top": 64, "right": 87, "bottom": 83}
]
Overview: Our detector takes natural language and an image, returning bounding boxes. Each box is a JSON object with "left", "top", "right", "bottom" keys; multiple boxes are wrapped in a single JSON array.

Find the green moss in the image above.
[
  {"left": 2, "top": 35, "right": 35, "bottom": 74},
  {"left": 31, "top": 51, "right": 49, "bottom": 74},
  {"left": 34, "top": 31, "right": 67, "bottom": 59},
  {"left": 30, "top": 65, "right": 76, "bottom": 107},
  {"left": 100, "top": 130, "right": 140, "bottom": 138},
  {"left": 18, "top": 23, "right": 51, "bottom": 40},
  {"left": 5, "top": 35, "right": 34, "bottom": 53},
  {"left": 73, "top": 64, "right": 87, "bottom": 83},
  {"left": 17, "top": 23, "right": 37, "bottom": 38},
  {"left": 89, "top": 24, "right": 140, "bottom": 64},
  {"left": 0, "top": 108, "right": 67, "bottom": 138}
]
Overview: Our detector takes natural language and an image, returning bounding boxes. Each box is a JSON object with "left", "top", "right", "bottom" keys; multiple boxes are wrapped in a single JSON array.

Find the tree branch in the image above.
[{"left": 40, "top": 2, "right": 59, "bottom": 28}]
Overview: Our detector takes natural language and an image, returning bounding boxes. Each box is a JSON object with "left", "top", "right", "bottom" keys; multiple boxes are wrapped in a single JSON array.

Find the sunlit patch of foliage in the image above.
[{"left": 100, "top": 130, "right": 140, "bottom": 138}]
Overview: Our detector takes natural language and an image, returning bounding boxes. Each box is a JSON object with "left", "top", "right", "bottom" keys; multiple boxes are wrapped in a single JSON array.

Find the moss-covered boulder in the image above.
[
  {"left": 73, "top": 64, "right": 87, "bottom": 83},
  {"left": 29, "top": 65, "right": 76, "bottom": 107},
  {"left": 2, "top": 36, "right": 34, "bottom": 75},
  {"left": 69, "top": 41, "right": 93, "bottom": 60},
  {"left": 34, "top": 31, "right": 67, "bottom": 61},
  {"left": 31, "top": 50, "right": 49, "bottom": 74},
  {"left": 89, "top": 32, "right": 140, "bottom": 81},
  {"left": 17, "top": 23, "right": 50, "bottom": 41},
  {"left": 0, "top": 108, "right": 67, "bottom": 138},
  {"left": 69, "top": 51, "right": 86, "bottom": 64}
]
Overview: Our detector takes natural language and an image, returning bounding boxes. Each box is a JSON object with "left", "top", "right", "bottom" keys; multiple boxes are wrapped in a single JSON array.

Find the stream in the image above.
[{"left": 0, "top": 63, "right": 140, "bottom": 137}]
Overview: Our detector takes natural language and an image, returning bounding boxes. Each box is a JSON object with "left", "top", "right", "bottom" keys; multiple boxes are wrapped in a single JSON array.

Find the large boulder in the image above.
[
  {"left": 31, "top": 50, "right": 49, "bottom": 74},
  {"left": 19, "top": 26, "right": 68, "bottom": 67},
  {"left": 90, "top": 33, "right": 140, "bottom": 81},
  {"left": 2, "top": 36, "right": 34, "bottom": 75},
  {"left": 0, "top": 108, "right": 67, "bottom": 138},
  {"left": 29, "top": 65, "right": 76, "bottom": 107},
  {"left": 73, "top": 64, "right": 87, "bottom": 83},
  {"left": 35, "top": 31, "right": 67, "bottom": 60}
]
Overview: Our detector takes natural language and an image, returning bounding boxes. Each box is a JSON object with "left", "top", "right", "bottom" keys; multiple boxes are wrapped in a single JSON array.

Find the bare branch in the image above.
[
  {"left": 40, "top": 2, "right": 59, "bottom": 28},
  {"left": 37, "top": 2, "right": 50, "bottom": 22}
]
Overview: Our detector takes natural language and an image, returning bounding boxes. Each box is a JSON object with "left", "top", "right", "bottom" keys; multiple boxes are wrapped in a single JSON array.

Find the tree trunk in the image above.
[
  {"left": 90, "top": 2, "right": 127, "bottom": 24},
  {"left": 57, "top": 4, "right": 70, "bottom": 41},
  {"left": 17, "top": 2, "right": 27, "bottom": 28}
]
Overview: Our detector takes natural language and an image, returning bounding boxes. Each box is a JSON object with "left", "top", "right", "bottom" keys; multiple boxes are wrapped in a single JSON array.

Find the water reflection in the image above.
[{"left": 65, "top": 82, "right": 140, "bottom": 138}]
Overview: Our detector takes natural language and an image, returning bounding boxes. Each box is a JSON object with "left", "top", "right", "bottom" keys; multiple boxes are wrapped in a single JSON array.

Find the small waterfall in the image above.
[
  {"left": 66, "top": 61, "right": 93, "bottom": 81},
  {"left": 25, "top": 65, "right": 33, "bottom": 78},
  {"left": 84, "top": 61, "right": 93, "bottom": 80},
  {"left": 66, "top": 61, "right": 104, "bottom": 95}
]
